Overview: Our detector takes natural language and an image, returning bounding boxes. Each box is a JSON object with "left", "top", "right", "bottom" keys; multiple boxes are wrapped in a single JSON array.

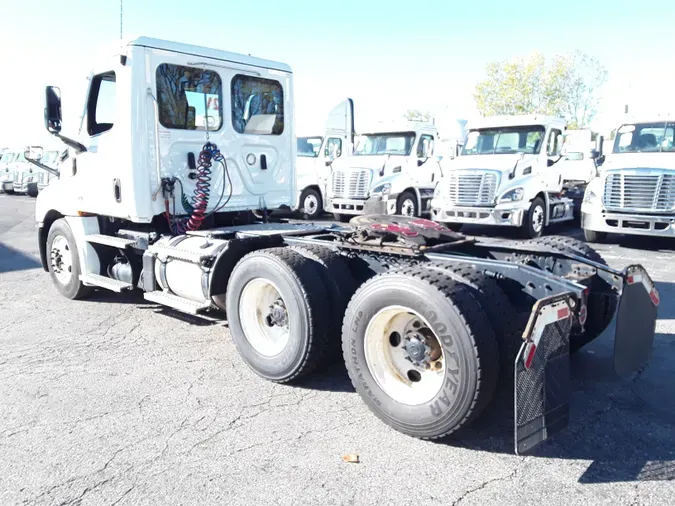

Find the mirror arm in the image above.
[
  {"left": 53, "top": 132, "right": 87, "bottom": 154},
  {"left": 25, "top": 156, "right": 60, "bottom": 177}
]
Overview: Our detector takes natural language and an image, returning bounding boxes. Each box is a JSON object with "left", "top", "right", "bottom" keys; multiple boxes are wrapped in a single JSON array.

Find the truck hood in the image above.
[
  {"left": 602, "top": 152, "right": 675, "bottom": 172},
  {"left": 446, "top": 154, "right": 538, "bottom": 174},
  {"left": 332, "top": 154, "right": 408, "bottom": 172}
]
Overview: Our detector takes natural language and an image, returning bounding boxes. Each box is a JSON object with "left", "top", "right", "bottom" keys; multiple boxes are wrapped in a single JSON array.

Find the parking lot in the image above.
[{"left": 0, "top": 193, "right": 673, "bottom": 506}]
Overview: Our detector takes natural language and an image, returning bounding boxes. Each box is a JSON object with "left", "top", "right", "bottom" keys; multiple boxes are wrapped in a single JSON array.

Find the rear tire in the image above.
[
  {"left": 584, "top": 228, "right": 607, "bottom": 243},
  {"left": 299, "top": 188, "right": 323, "bottom": 220},
  {"left": 225, "top": 247, "right": 332, "bottom": 383},
  {"left": 526, "top": 235, "right": 617, "bottom": 352},
  {"left": 342, "top": 266, "right": 499, "bottom": 439},
  {"left": 521, "top": 197, "right": 546, "bottom": 239},
  {"left": 46, "top": 219, "right": 93, "bottom": 300},
  {"left": 333, "top": 213, "right": 352, "bottom": 223},
  {"left": 289, "top": 244, "right": 358, "bottom": 359}
]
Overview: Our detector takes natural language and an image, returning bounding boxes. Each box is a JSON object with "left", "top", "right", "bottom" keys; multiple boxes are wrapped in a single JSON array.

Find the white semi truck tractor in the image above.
[
  {"left": 30, "top": 36, "right": 659, "bottom": 454},
  {"left": 326, "top": 121, "right": 442, "bottom": 221},
  {"left": 431, "top": 115, "right": 599, "bottom": 238},
  {"left": 582, "top": 118, "right": 675, "bottom": 242},
  {"left": 295, "top": 99, "right": 354, "bottom": 219}
]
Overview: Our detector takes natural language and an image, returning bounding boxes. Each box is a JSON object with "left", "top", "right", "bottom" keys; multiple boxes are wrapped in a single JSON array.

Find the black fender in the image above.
[{"left": 209, "top": 234, "right": 285, "bottom": 311}]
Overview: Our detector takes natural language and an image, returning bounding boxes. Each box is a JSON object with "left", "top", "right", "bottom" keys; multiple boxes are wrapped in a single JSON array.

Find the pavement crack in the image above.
[{"left": 451, "top": 458, "right": 525, "bottom": 506}]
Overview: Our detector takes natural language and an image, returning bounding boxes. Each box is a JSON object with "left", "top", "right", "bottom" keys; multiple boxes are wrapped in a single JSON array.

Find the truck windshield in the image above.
[
  {"left": 613, "top": 122, "right": 675, "bottom": 153},
  {"left": 297, "top": 137, "right": 323, "bottom": 157},
  {"left": 353, "top": 132, "right": 415, "bottom": 156},
  {"left": 0, "top": 153, "right": 15, "bottom": 163},
  {"left": 462, "top": 126, "right": 546, "bottom": 155}
]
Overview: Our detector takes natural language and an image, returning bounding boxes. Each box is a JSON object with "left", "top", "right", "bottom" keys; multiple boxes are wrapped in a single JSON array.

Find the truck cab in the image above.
[
  {"left": 326, "top": 121, "right": 441, "bottom": 221},
  {"left": 582, "top": 118, "right": 675, "bottom": 242},
  {"left": 430, "top": 115, "right": 576, "bottom": 238},
  {"left": 295, "top": 99, "right": 354, "bottom": 219}
]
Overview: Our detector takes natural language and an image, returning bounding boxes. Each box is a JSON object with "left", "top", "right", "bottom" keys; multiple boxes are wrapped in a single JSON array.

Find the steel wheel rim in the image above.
[
  {"left": 532, "top": 205, "right": 544, "bottom": 233},
  {"left": 304, "top": 194, "right": 318, "bottom": 215},
  {"left": 239, "top": 278, "right": 290, "bottom": 357},
  {"left": 401, "top": 199, "right": 416, "bottom": 217},
  {"left": 50, "top": 235, "right": 73, "bottom": 285},
  {"left": 364, "top": 306, "right": 446, "bottom": 405}
]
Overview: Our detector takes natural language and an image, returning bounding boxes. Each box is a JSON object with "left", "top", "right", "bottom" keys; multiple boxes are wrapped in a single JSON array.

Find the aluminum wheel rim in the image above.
[
  {"left": 50, "top": 235, "right": 73, "bottom": 285},
  {"left": 532, "top": 205, "right": 544, "bottom": 233},
  {"left": 401, "top": 199, "right": 416, "bottom": 217},
  {"left": 364, "top": 306, "right": 446, "bottom": 405},
  {"left": 239, "top": 278, "right": 290, "bottom": 357},
  {"left": 304, "top": 194, "right": 318, "bottom": 215}
]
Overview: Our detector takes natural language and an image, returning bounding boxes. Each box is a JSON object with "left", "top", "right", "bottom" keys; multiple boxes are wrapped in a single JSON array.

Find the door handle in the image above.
[
  {"left": 260, "top": 154, "right": 267, "bottom": 170},
  {"left": 113, "top": 178, "right": 122, "bottom": 203}
]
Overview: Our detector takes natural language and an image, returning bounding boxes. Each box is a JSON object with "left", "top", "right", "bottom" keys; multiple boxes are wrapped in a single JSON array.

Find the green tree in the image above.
[
  {"left": 404, "top": 109, "right": 433, "bottom": 123},
  {"left": 474, "top": 51, "right": 607, "bottom": 128}
]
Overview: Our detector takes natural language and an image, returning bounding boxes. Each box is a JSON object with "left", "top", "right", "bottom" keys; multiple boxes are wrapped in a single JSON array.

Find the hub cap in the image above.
[
  {"left": 400, "top": 198, "right": 416, "bottom": 217},
  {"left": 50, "top": 235, "right": 73, "bottom": 285},
  {"left": 364, "top": 306, "right": 445, "bottom": 405},
  {"left": 532, "top": 205, "right": 544, "bottom": 233},
  {"left": 303, "top": 194, "right": 319, "bottom": 215},
  {"left": 239, "top": 278, "right": 290, "bottom": 357}
]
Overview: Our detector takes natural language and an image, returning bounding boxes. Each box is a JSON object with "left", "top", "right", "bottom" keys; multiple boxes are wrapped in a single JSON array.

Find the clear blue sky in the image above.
[{"left": 1, "top": 0, "right": 674, "bottom": 145}]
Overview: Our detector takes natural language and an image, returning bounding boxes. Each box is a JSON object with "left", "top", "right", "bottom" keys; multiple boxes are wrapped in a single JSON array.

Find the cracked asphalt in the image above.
[{"left": 1, "top": 194, "right": 674, "bottom": 506}]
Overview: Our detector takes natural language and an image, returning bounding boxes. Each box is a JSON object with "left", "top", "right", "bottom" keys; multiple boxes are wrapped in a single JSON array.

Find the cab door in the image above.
[
  {"left": 413, "top": 134, "right": 442, "bottom": 185},
  {"left": 541, "top": 128, "right": 565, "bottom": 192}
]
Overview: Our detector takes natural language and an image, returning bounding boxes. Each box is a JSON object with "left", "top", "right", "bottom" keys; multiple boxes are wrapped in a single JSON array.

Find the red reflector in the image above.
[
  {"left": 557, "top": 307, "right": 570, "bottom": 320},
  {"left": 524, "top": 343, "right": 537, "bottom": 370},
  {"left": 627, "top": 275, "right": 634, "bottom": 284},
  {"left": 579, "top": 304, "right": 588, "bottom": 325},
  {"left": 650, "top": 289, "right": 660, "bottom": 307}
]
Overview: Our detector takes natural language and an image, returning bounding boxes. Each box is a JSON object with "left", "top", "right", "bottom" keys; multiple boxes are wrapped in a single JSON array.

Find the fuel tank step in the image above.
[
  {"left": 144, "top": 290, "right": 211, "bottom": 314},
  {"left": 79, "top": 273, "right": 133, "bottom": 292},
  {"left": 85, "top": 234, "right": 138, "bottom": 248}
]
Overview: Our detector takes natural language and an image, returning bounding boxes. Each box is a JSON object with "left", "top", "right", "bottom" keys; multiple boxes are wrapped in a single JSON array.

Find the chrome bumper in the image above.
[
  {"left": 582, "top": 210, "right": 675, "bottom": 237},
  {"left": 430, "top": 200, "right": 527, "bottom": 227},
  {"left": 327, "top": 197, "right": 370, "bottom": 216}
]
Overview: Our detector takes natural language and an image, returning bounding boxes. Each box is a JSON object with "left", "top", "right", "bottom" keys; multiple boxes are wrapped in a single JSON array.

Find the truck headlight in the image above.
[
  {"left": 499, "top": 187, "right": 524, "bottom": 203},
  {"left": 371, "top": 183, "right": 391, "bottom": 195},
  {"left": 583, "top": 189, "right": 599, "bottom": 205}
]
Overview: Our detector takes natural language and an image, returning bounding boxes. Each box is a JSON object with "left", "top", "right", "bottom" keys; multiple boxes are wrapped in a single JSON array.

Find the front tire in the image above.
[
  {"left": 396, "top": 191, "right": 419, "bottom": 217},
  {"left": 521, "top": 197, "right": 546, "bottom": 239},
  {"left": 342, "top": 267, "right": 498, "bottom": 439},
  {"left": 225, "top": 247, "right": 332, "bottom": 383},
  {"left": 584, "top": 228, "right": 607, "bottom": 243},
  {"left": 27, "top": 183, "right": 39, "bottom": 198},
  {"left": 46, "top": 219, "right": 92, "bottom": 300},
  {"left": 333, "top": 213, "right": 352, "bottom": 223},
  {"left": 299, "top": 188, "right": 323, "bottom": 220}
]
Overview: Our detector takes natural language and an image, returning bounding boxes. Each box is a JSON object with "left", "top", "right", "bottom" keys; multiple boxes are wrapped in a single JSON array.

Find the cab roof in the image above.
[
  {"left": 468, "top": 114, "right": 566, "bottom": 130},
  {"left": 125, "top": 36, "right": 292, "bottom": 74},
  {"left": 359, "top": 120, "right": 438, "bottom": 136}
]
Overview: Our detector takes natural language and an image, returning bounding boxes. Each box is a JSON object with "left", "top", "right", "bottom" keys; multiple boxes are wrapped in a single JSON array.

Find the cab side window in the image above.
[
  {"left": 87, "top": 72, "right": 116, "bottom": 136},
  {"left": 325, "top": 138, "right": 342, "bottom": 158},
  {"left": 547, "top": 129, "right": 563, "bottom": 156},
  {"left": 417, "top": 134, "right": 434, "bottom": 158}
]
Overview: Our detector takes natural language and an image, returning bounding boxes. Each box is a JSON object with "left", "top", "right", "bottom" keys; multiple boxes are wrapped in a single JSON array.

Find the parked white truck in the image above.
[
  {"left": 29, "top": 36, "right": 658, "bottom": 454},
  {"left": 582, "top": 118, "right": 675, "bottom": 242},
  {"left": 326, "top": 121, "right": 442, "bottom": 221},
  {"left": 295, "top": 99, "right": 354, "bottom": 219},
  {"left": 430, "top": 115, "right": 599, "bottom": 238}
]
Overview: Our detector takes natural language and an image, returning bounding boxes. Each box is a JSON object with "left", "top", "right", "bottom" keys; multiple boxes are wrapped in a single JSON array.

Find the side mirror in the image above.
[
  {"left": 44, "top": 86, "right": 62, "bottom": 134},
  {"left": 589, "top": 149, "right": 599, "bottom": 160},
  {"left": 24, "top": 146, "right": 43, "bottom": 161},
  {"left": 417, "top": 157, "right": 427, "bottom": 167}
]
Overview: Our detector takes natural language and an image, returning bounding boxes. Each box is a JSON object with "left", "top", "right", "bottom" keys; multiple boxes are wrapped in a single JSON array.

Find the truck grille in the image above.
[
  {"left": 331, "top": 169, "right": 371, "bottom": 199},
  {"left": 38, "top": 171, "right": 47, "bottom": 184},
  {"left": 446, "top": 171, "right": 499, "bottom": 206},
  {"left": 603, "top": 172, "right": 675, "bottom": 212}
]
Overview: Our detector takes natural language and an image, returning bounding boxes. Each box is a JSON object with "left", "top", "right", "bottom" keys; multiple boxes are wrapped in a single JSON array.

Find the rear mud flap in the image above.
[
  {"left": 514, "top": 293, "right": 574, "bottom": 455},
  {"left": 614, "top": 265, "right": 659, "bottom": 376}
]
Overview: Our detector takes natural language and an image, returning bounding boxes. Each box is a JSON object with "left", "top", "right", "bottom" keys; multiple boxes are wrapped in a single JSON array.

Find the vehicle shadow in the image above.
[
  {"left": 441, "top": 331, "right": 675, "bottom": 484},
  {"left": 0, "top": 242, "right": 41, "bottom": 273},
  {"left": 600, "top": 234, "right": 675, "bottom": 252}
]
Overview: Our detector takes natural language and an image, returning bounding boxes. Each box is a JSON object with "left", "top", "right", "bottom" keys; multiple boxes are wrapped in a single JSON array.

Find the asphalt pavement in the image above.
[{"left": 1, "top": 194, "right": 673, "bottom": 506}]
